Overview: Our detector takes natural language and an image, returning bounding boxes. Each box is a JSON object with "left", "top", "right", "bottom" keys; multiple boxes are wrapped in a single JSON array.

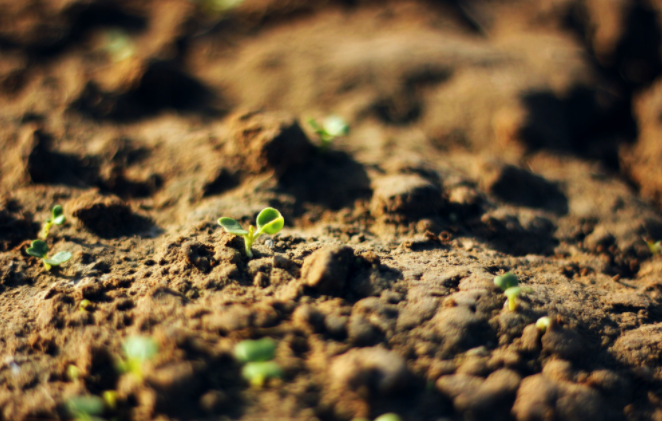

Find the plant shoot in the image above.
[
  {"left": 308, "top": 115, "right": 349, "bottom": 150},
  {"left": 39, "top": 205, "right": 66, "bottom": 239},
  {"left": 218, "top": 207, "right": 284, "bottom": 258},
  {"left": 235, "top": 338, "right": 277, "bottom": 363},
  {"left": 26, "top": 240, "right": 72, "bottom": 271},
  {"left": 117, "top": 336, "right": 158, "bottom": 380},
  {"left": 66, "top": 395, "right": 104, "bottom": 421}
]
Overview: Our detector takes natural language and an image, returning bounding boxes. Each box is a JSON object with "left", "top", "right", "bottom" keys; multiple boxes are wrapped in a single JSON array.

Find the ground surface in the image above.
[{"left": 3, "top": 0, "right": 662, "bottom": 420}]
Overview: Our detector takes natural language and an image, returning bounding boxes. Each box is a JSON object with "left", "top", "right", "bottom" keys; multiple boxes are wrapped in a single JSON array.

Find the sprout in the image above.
[
  {"left": 39, "top": 205, "right": 66, "bottom": 239},
  {"left": 374, "top": 414, "right": 403, "bottom": 421},
  {"left": 116, "top": 336, "right": 158, "bottom": 380},
  {"left": 647, "top": 239, "right": 662, "bottom": 255},
  {"left": 79, "top": 299, "right": 94, "bottom": 312},
  {"left": 26, "top": 240, "right": 72, "bottom": 271},
  {"left": 66, "top": 395, "right": 104, "bottom": 421},
  {"left": 234, "top": 338, "right": 277, "bottom": 363},
  {"left": 503, "top": 286, "right": 532, "bottom": 311},
  {"left": 308, "top": 115, "right": 349, "bottom": 150},
  {"left": 102, "top": 390, "right": 118, "bottom": 410},
  {"left": 218, "top": 207, "right": 284, "bottom": 258},
  {"left": 103, "top": 29, "right": 135, "bottom": 62},
  {"left": 536, "top": 316, "right": 551, "bottom": 334},
  {"left": 242, "top": 361, "right": 283, "bottom": 387},
  {"left": 67, "top": 364, "right": 81, "bottom": 382},
  {"left": 199, "top": 0, "right": 244, "bottom": 13},
  {"left": 494, "top": 272, "right": 518, "bottom": 290}
]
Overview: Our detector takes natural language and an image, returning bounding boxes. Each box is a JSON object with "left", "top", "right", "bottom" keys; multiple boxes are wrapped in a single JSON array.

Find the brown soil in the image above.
[{"left": 3, "top": 0, "right": 662, "bottom": 420}]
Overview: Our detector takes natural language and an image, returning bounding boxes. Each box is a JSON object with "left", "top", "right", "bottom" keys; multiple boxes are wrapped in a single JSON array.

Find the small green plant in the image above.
[
  {"left": 198, "top": 0, "right": 244, "bottom": 13},
  {"left": 67, "top": 364, "right": 82, "bottom": 382},
  {"left": 218, "top": 207, "right": 284, "bottom": 258},
  {"left": 494, "top": 272, "right": 531, "bottom": 311},
  {"left": 66, "top": 395, "right": 104, "bottom": 421},
  {"left": 102, "top": 390, "right": 118, "bottom": 410},
  {"left": 536, "top": 316, "right": 551, "bottom": 333},
  {"left": 79, "top": 299, "right": 94, "bottom": 312},
  {"left": 102, "top": 29, "right": 135, "bottom": 62},
  {"left": 242, "top": 361, "right": 283, "bottom": 388},
  {"left": 646, "top": 238, "right": 662, "bottom": 255},
  {"left": 116, "top": 336, "right": 158, "bottom": 380},
  {"left": 374, "top": 414, "right": 403, "bottom": 421},
  {"left": 26, "top": 240, "right": 72, "bottom": 271},
  {"left": 308, "top": 115, "right": 349, "bottom": 150},
  {"left": 234, "top": 338, "right": 277, "bottom": 363},
  {"left": 39, "top": 205, "right": 66, "bottom": 239}
]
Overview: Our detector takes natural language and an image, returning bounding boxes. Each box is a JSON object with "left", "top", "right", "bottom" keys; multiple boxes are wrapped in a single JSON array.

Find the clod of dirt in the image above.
[
  {"left": 69, "top": 191, "right": 151, "bottom": 238},
  {"left": 329, "top": 346, "right": 409, "bottom": 395},
  {"left": 610, "top": 323, "right": 662, "bottom": 367},
  {"left": 440, "top": 369, "right": 521, "bottom": 417},
  {"left": 146, "top": 361, "right": 205, "bottom": 415},
  {"left": 182, "top": 241, "right": 215, "bottom": 273},
  {"left": 301, "top": 245, "right": 354, "bottom": 295},
  {"left": 0, "top": 198, "right": 36, "bottom": 251},
  {"left": 479, "top": 161, "right": 568, "bottom": 214},
  {"left": 202, "top": 305, "right": 252, "bottom": 333},
  {"left": 222, "top": 111, "right": 315, "bottom": 179},
  {"left": 541, "top": 325, "right": 585, "bottom": 361},
  {"left": 431, "top": 301, "right": 491, "bottom": 357},
  {"left": 370, "top": 174, "right": 444, "bottom": 223},
  {"left": 477, "top": 210, "right": 558, "bottom": 256}
]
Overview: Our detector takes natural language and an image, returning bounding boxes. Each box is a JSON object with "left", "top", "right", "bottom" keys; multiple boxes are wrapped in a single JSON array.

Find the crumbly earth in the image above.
[{"left": 3, "top": 1, "right": 662, "bottom": 420}]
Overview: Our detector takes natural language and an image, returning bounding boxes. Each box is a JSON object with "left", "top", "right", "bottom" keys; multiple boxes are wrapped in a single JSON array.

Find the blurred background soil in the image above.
[{"left": 4, "top": 0, "right": 662, "bottom": 420}]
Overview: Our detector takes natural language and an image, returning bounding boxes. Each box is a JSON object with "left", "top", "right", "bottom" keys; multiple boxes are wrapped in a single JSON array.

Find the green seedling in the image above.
[
  {"left": 374, "top": 414, "right": 403, "bottom": 421},
  {"left": 66, "top": 395, "right": 104, "bottom": 421},
  {"left": 39, "top": 205, "right": 66, "bottom": 239},
  {"left": 536, "top": 316, "right": 551, "bottom": 334},
  {"left": 26, "top": 240, "right": 72, "bottom": 271},
  {"left": 308, "top": 115, "right": 349, "bottom": 150},
  {"left": 218, "top": 207, "right": 284, "bottom": 258},
  {"left": 103, "top": 29, "right": 135, "bottom": 62},
  {"left": 116, "top": 336, "right": 158, "bottom": 381},
  {"left": 198, "top": 0, "right": 244, "bottom": 13},
  {"left": 102, "top": 390, "right": 118, "bottom": 410},
  {"left": 67, "top": 364, "right": 82, "bottom": 382},
  {"left": 242, "top": 361, "right": 283, "bottom": 387},
  {"left": 494, "top": 272, "right": 518, "bottom": 290},
  {"left": 646, "top": 239, "right": 662, "bottom": 255},
  {"left": 235, "top": 338, "right": 277, "bottom": 363},
  {"left": 504, "top": 286, "right": 532, "bottom": 312},
  {"left": 79, "top": 299, "right": 94, "bottom": 312}
]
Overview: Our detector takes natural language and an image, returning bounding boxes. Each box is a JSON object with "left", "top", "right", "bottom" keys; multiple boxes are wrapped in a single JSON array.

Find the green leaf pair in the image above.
[
  {"left": 308, "top": 116, "right": 349, "bottom": 150},
  {"left": 218, "top": 207, "right": 284, "bottom": 258},
  {"left": 117, "top": 336, "right": 159, "bottom": 381},
  {"left": 234, "top": 337, "right": 282, "bottom": 387},
  {"left": 39, "top": 205, "right": 66, "bottom": 239},
  {"left": 26, "top": 240, "right": 72, "bottom": 271},
  {"left": 494, "top": 272, "right": 532, "bottom": 311},
  {"left": 66, "top": 395, "right": 104, "bottom": 421}
]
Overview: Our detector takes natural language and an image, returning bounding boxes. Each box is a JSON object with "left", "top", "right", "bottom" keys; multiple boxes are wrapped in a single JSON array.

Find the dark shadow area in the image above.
[
  {"left": 0, "top": 199, "right": 38, "bottom": 252},
  {"left": 276, "top": 149, "right": 372, "bottom": 211},
  {"left": 488, "top": 164, "right": 568, "bottom": 215},
  {"left": 469, "top": 213, "right": 559, "bottom": 256},
  {"left": 71, "top": 61, "right": 227, "bottom": 122}
]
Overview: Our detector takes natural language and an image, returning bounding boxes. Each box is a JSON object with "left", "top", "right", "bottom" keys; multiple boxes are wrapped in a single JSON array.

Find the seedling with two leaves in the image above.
[
  {"left": 494, "top": 272, "right": 532, "bottom": 311},
  {"left": 66, "top": 395, "right": 105, "bottom": 421},
  {"left": 218, "top": 208, "right": 284, "bottom": 259},
  {"left": 234, "top": 338, "right": 283, "bottom": 387},
  {"left": 39, "top": 205, "right": 66, "bottom": 239},
  {"left": 308, "top": 116, "right": 349, "bottom": 150},
  {"left": 26, "top": 240, "right": 72, "bottom": 271},
  {"left": 116, "top": 336, "right": 158, "bottom": 381}
]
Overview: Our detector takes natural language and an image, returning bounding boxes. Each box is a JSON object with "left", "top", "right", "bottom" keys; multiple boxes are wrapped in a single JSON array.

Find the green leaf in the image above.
[
  {"left": 123, "top": 336, "right": 158, "bottom": 363},
  {"left": 234, "top": 338, "right": 277, "bottom": 363},
  {"left": 66, "top": 395, "right": 104, "bottom": 416},
  {"left": 44, "top": 251, "right": 72, "bottom": 266},
  {"left": 256, "top": 208, "right": 284, "bottom": 235},
  {"left": 218, "top": 217, "right": 248, "bottom": 235},
  {"left": 51, "top": 205, "right": 66, "bottom": 225},
  {"left": 323, "top": 115, "right": 349, "bottom": 137},
  {"left": 307, "top": 118, "right": 323, "bottom": 134},
  {"left": 504, "top": 286, "right": 522, "bottom": 299},
  {"left": 494, "top": 272, "right": 518, "bottom": 291},
  {"left": 241, "top": 361, "right": 283, "bottom": 384},
  {"left": 26, "top": 240, "right": 48, "bottom": 258}
]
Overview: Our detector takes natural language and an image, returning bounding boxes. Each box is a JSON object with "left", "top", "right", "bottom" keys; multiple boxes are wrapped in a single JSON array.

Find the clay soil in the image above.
[{"left": 5, "top": 0, "right": 662, "bottom": 420}]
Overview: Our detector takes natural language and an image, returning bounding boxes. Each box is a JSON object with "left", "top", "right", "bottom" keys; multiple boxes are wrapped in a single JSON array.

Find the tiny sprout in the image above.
[
  {"left": 199, "top": 0, "right": 244, "bottom": 13},
  {"left": 235, "top": 338, "right": 277, "bottom": 363},
  {"left": 536, "top": 316, "right": 551, "bottom": 334},
  {"left": 26, "top": 240, "right": 72, "bottom": 271},
  {"left": 374, "top": 414, "right": 403, "bottom": 421},
  {"left": 103, "top": 29, "right": 135, "bottom": 62},
  {"left": 647, "top": 239, "right": 662, "bottom": 255},
  {"left": 67, "top": 364, "right": 81, "bottom": 382},
  {"left": 102, "top": 390, "right": 118, "bottom": 410},
  {"left": 66, "top": 395, "right": 104, "bottom": 421},
  {"left": 242, "top": 361, "right": 283, "bottom": 387},
  {"left": 503, "top": 286, "right": 532, "bottom": 312},
  {"left": 117, "top": 336, "right": 158, "bottom": 380},
  {"left": 308, "top": 115, "right": 349, "bottom": 150},
  {"left": 494, "top": 272, "right": 518, "bottom": 291},
  {"left": 39, "top": 205, "right": 66, "bottom": 239},
  {"left": 79, "top": 299, "right": 94, "bottom": 312},
  {"left": 218, "top": 207, "right": 284, "bottom": 258}
]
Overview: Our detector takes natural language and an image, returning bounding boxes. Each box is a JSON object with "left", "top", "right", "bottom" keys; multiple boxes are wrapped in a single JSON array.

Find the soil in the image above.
[{"left": 4, "top": 0, "right": 662, "bottom": 420}]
